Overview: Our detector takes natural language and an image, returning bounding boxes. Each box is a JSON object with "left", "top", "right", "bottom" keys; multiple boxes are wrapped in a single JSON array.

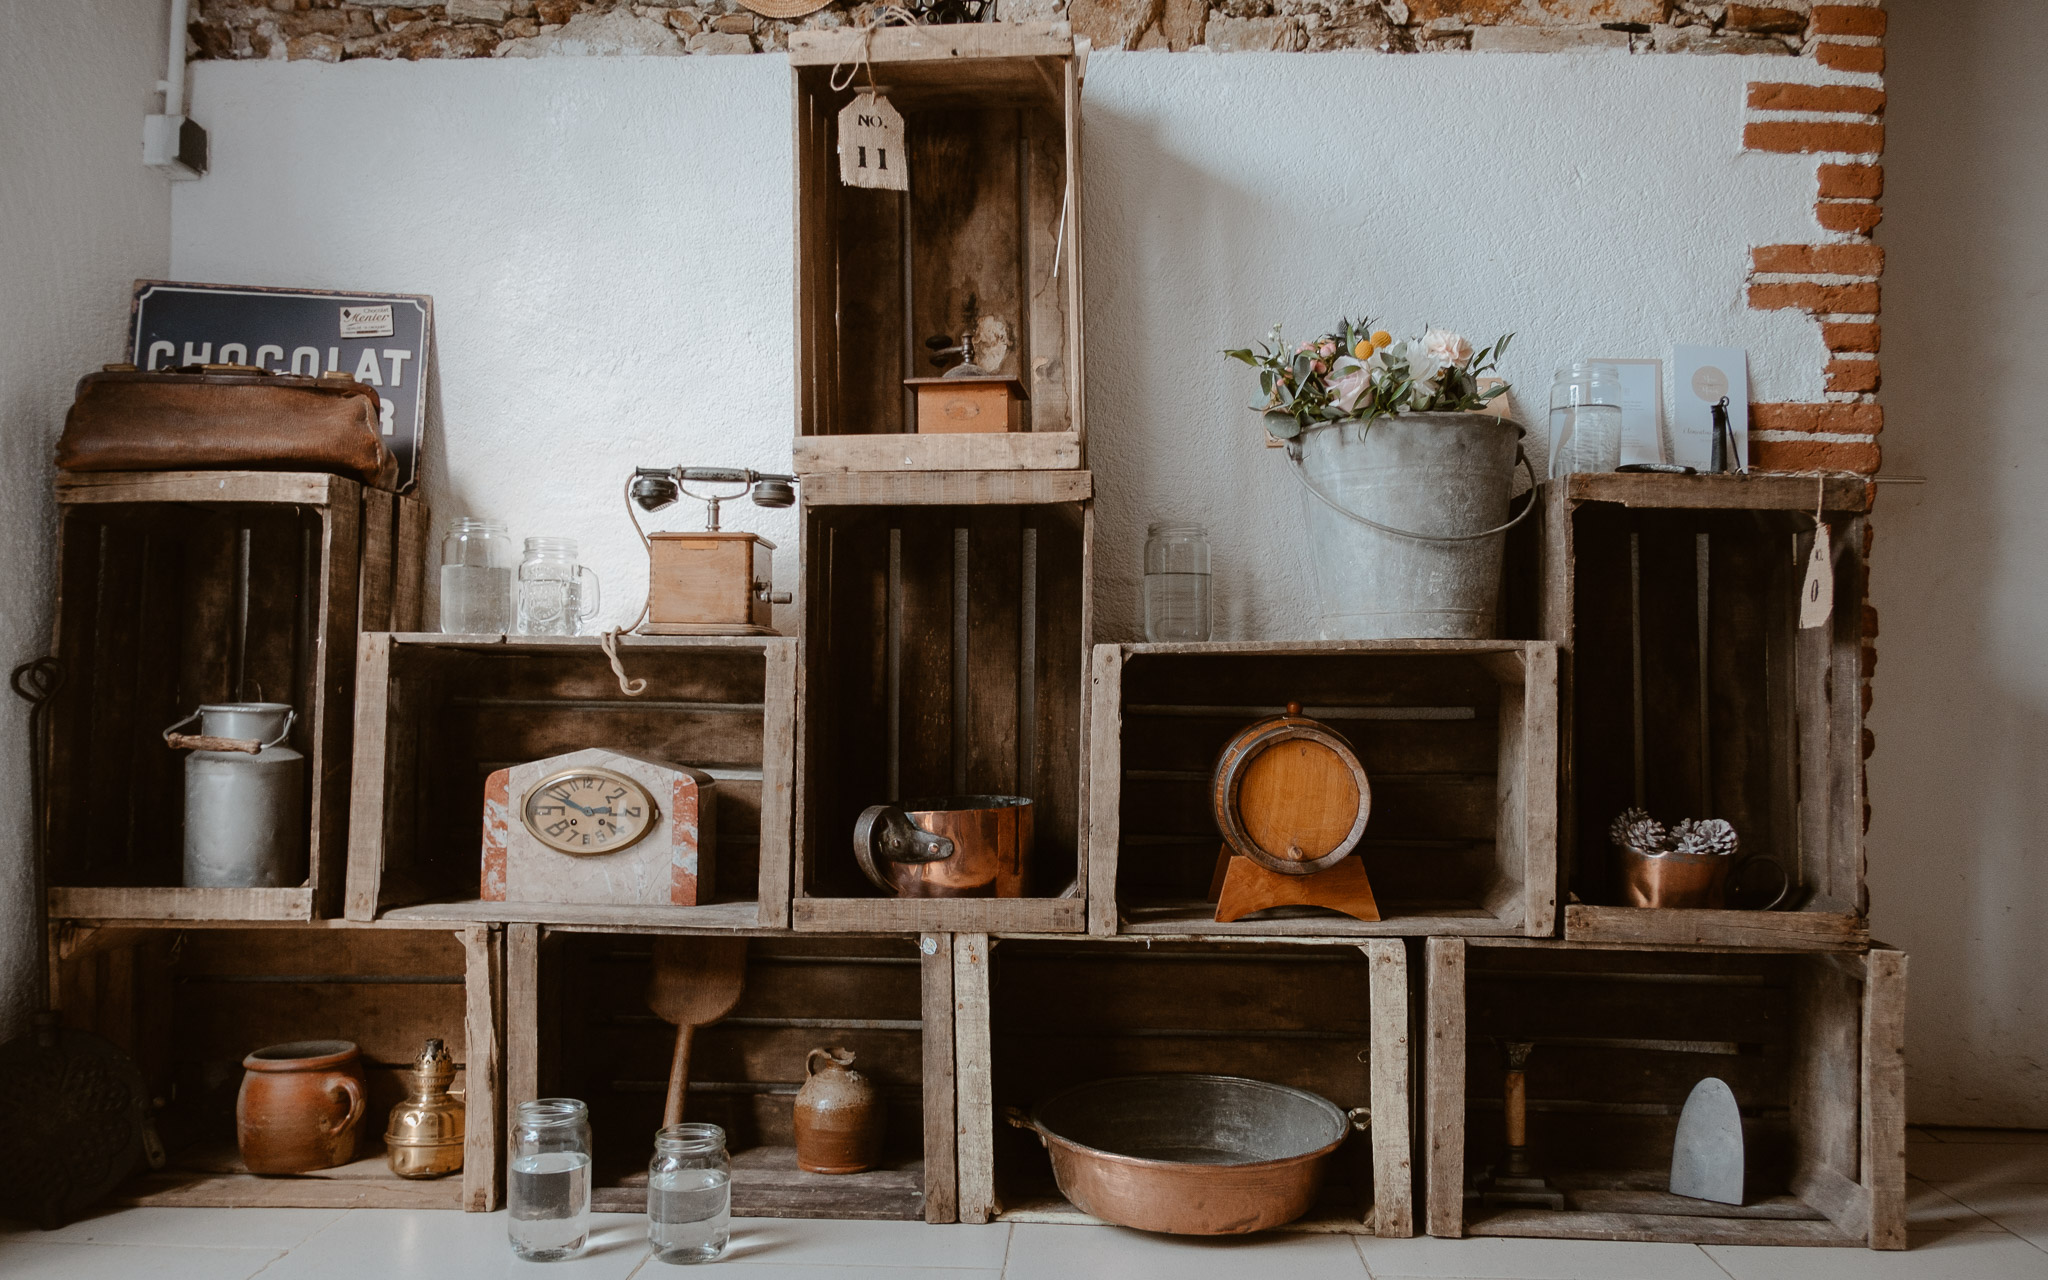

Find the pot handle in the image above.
[
  {"left": 1347, "top": 1107, "right": 1372, "bottom": 1132},
  {"left": 324, "top": 1074, "right": 366, "bottom": 1138},
  {"left": 853, "top": 805, "right": 957, "bottom": 894},
  {"left": 1000, "top": 1105, "right": 1048, "bottom": 1149}
]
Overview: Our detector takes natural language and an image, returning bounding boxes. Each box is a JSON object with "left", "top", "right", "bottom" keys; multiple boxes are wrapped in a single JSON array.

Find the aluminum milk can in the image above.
[{"left": 164, "top": 702, "right": 305, "bottom": 888}]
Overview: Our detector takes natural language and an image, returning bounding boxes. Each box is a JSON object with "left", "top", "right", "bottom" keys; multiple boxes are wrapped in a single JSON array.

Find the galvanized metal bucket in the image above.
[
  {"left": 1290, "top": 412, "right": 1532, "bottom": 640},
  {"left": 165, "top": 702, "right": 305, "bottom": 888}
]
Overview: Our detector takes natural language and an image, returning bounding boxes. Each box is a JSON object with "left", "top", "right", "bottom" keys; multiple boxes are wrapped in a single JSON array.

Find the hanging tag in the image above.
[
  {"left": 838, "top": 93, "right": 907, "bottom": 192},
  {"left": 1798, "top": 523, "right": 1833, "bottom": 629}
]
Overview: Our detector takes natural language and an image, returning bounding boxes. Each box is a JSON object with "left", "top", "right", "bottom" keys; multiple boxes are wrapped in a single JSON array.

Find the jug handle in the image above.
[
  {"left": 807, "top": 1047, "right": 854, "bottom": 1077},
  {"left": 576, "top": 565, "right": 602, "bottom": 621},
  {"left": 1731, "top": 854, "right": 1792, "bottom": 911},
  {"left": 324, "top": 1074, "right": 366, "bottom": 1137}
]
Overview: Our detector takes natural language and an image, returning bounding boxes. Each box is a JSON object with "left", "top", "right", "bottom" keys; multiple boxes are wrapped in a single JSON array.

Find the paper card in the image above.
[
  {"left": 1600, "top": 359, "right": 1665, "bottom": 465},
  {"left": 1672, "top": 346, "right": 1749, "bottom": 469},
  {"left": 838, "top": 92, "right": 907, "bottom": 191},
  {"left": 1799, "top": 523, "right": 1834, "bottom": 628}
]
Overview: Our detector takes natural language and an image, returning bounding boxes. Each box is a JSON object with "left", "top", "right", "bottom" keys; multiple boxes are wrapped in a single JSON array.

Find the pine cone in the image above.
[
  {"left": 1608, "top": 807, "right": 1668, "bottom": 855},
  {"left": 1671, "top": 818, "right": 1739, "bottom": 857}
]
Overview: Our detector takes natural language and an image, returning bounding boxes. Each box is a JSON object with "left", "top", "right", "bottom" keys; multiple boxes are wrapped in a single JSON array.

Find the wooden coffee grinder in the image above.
[
  {"left": 1207, "top": 702, "right": 1380, "bottom": 923},
  {"left": 627, "top": 465, "right": 796, "bottom": 636}
]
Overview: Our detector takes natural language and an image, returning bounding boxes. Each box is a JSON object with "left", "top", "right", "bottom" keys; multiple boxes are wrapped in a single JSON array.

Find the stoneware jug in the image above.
[
  {"left": 237, "top": 1040, "right": 367, "bottom": 1174},
  {"left": 793, "top": 1047, "right": 884, "bottom": 1174}
]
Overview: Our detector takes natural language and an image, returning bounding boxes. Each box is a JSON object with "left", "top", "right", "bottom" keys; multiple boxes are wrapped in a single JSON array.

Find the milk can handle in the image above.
[
  {"left": 163, "top": 708, "right": 296, "bottom": 753},
  {"left": 1286, "top": 431, "right": 1539, "bottom": 544}
]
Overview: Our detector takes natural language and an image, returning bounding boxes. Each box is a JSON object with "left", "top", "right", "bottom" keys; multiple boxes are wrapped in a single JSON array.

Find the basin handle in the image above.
[{"left": 1347, "top": 1107, "right": 1372, "bottom": 1132}]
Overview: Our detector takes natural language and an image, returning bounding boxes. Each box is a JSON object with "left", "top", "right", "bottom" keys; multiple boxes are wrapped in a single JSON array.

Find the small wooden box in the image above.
[
  {"left": 907, "top": 375, "right": 1027, "bottom": 435},
  {"left": 645, "top": 532, "right": 774, "bottom": 635}
]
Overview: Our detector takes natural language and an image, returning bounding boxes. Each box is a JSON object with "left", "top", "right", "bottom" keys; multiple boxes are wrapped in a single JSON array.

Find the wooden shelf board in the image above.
[
  {"left": 1117, "top": 901, "right": 1515, "bottom": 939},
  {"left": 55, "top": 470, "right": 346, "bottom": 508},
  {"left": 1563, "top": 904, "right": 1869, "bottom": 951},
  {"left": 793, "top": 432, "right": 1081, "bottom": 475},
  {"left": 113, "top": 1141, "right": 461, "bottom": 1211},
  {"left": 1555, "top": 471, "right": 1868, "bottom": 513},
  {"left": 384, "top": 632, "right": 785, "bottom": 655},
  {"left": 1467, "top": 1206, "right": 1855, "bottom": 1247},
  {"left": 792, "top": 896, "right": 1085, "bottom": 934},
  {"left": 378, "top": 898, "right": 768, "bottom": 933},
  {"left": 801, "top": 469, "right": 1092, "bottom": 507},
  {"left": 591, "top": 1146, "right": 924, "bottom": 1221},
  {"left": 49, "top": 885, "right": 314, "bottom": 923}
]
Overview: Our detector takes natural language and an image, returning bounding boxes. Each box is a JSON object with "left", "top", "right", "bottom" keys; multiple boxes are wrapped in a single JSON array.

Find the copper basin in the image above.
[{"left": 1007, "top": 1074, "right": 1368, "bottom": 1235}]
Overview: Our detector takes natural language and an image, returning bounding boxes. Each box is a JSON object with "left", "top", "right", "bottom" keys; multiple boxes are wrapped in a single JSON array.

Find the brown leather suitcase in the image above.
[{"left": 57, "top": 366, "right": 400, "bottom": 490}]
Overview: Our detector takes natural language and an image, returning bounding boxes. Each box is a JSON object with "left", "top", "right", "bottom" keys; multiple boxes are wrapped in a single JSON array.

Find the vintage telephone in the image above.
[{"left": 626, "top": 465, "right": 796, "bottom": 636}]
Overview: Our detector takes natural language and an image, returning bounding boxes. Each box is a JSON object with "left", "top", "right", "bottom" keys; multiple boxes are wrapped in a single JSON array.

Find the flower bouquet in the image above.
[{"left": 1225, "top": 319, "right": 1513, "bottom": 441}]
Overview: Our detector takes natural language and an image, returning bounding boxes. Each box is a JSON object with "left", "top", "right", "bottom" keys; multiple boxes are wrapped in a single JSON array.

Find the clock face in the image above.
[{"left": 520, "top": 767, "right": 658, "bottom": 856}]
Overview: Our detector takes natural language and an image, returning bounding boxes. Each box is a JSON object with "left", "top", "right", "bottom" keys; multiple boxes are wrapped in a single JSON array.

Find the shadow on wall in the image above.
[{"left": 1867, "top": 0, "right": 2048, "bottom": 1125}]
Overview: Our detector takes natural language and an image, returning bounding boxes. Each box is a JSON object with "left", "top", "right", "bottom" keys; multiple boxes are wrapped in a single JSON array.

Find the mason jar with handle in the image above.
[
  {"left": 164, "top": 702, "right": 304, "bottom": 888},
  {"left": 517, "top": 537, "right": 602, "bottom": 637}
]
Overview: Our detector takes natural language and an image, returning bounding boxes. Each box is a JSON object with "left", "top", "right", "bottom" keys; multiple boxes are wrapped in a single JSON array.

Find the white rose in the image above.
[{"left": 1423, "top": 328, "right": 1473, "bottom": 369}]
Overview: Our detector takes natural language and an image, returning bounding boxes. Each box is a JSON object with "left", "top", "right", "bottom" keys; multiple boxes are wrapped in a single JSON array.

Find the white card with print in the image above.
[{"left": 1672, "top": 346, "right": 1748, "bottom": 469}]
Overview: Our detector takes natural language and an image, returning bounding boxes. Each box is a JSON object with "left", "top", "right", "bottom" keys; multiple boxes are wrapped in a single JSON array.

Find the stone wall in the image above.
[{"left": 188, "top": 0, "right": 1827, "bottom": 61}]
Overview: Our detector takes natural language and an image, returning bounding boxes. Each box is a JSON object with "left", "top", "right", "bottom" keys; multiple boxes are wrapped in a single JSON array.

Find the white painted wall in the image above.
[
  {"left": 174, "top": 50, "right": 1844, "bottom": 641},
  {"left": 0, "top": 0, "right": 172, "bottom": 1038},
  {"left": 1866, "top": 0, "right": 2048, "bottom": 1127}
]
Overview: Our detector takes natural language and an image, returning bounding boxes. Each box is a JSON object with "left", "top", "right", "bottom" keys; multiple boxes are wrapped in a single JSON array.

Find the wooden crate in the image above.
[
  {"left": 347, "top": 634, "right": 795, "bottom": 930},
  {"left": 1088, "top": 641, "right": 1558, "bottom": 939},
  {"left": 504, "top": 925, "right": 958, "bottom": 1223},
  {"left": 46, "top": 471, "right": 427, "bottom": 923},
  {"left": 794, "top": 495, "right": 1091, "bottom": 933},
  {"left": 789, "top": 23, "right": 1085, "bottom": 473},
  {"left": 953, "top": 934, "right": 1413, "bottom": 1235},
  {"left": 53, "top": 921, "right": 502, "bottom": 1211},
  {"left": 1532, "top": 473, "right": 1870, "bottom": 950},
  {"left": 1422, "top": 938, "right": 1906, "bottom": 1248}
]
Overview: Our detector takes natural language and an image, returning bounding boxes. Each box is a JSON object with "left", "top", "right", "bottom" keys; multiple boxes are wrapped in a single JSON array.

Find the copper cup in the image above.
[{"left": 1617, "top": 847, "right": 1731, "bottom": 909}]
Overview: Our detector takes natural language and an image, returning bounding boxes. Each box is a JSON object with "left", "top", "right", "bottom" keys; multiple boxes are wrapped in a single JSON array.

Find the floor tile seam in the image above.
[{"left": 0, "top": 1238, "right": 290, "bottom": 1255}]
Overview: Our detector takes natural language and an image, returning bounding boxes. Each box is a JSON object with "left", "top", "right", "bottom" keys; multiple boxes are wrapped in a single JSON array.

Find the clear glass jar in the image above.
[
  {"left": 647, "top": 1123, "right": 731, "bottom": 1265},
  {"left": 1548, "top": 361, "right": 1625, "bottom": 477},
  {"left": 509, "top": 1098, "right": 593, "bottom": 1261},
  {"left": 516, "top": 537, "right": 602, "bottom": 637},
  {"left": 439, "top": 517, "right": 514, "bottom": 634},
  {"left": 1143, "top": 523, "right": 1211, "bottom": 642}
]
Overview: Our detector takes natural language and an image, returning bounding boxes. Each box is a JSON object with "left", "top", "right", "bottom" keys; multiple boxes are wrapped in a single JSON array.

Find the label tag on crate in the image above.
[
  {"left": 1798, "top": 522, "right": 1833, "bottom": 629},
  {"left": 838, "top": 93, "right": 907, "bottom": 191}
]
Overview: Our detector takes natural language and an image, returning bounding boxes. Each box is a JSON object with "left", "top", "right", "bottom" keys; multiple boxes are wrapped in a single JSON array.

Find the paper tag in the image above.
[
  {"left": 838, "top": 92, "right": 907, "bottom": 191},
  {"left": 1799, "top": 523, "right": 1833, "bottom": 629},
  {"left": 339, "top": 304, "right": 394, "bottom": 338}
]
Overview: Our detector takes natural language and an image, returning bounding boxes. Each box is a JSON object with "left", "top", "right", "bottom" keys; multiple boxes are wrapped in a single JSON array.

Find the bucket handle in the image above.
[
  {"left": 1286, "top": 425, "right": 1540, "bottom": 545},
  {"left": 163, "top": 708, "right": 296, "bottom": 754}
]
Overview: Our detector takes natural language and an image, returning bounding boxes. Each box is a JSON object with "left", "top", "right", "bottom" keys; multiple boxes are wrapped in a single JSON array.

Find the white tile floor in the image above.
[{"left": 5, "top": 1129, "right": 2046, "bottom": 1280}]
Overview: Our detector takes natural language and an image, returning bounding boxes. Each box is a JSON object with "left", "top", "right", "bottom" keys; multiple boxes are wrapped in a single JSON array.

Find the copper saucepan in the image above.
[{"left": 1004, "top": 1074, "right": 1369, "bottom": 1235}]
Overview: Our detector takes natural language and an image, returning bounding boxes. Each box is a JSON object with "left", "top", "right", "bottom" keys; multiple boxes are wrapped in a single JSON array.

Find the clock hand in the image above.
[{"left": 547, "top": 788, "right": 597, "bottom": 815}]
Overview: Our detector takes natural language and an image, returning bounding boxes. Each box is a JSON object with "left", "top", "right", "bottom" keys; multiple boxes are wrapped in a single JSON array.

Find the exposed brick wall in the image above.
[{"left": 186, "top": 0, "right": 1833, "bottom": 61}]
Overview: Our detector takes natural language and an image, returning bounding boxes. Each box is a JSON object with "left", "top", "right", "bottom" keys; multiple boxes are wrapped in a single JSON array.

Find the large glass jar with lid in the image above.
[
  {"left": 647, "top": 1122, "right": 731, "bottom": 1264},
  {"left": 508, "top": 1098, "right": 593, "bottom": 1261}
]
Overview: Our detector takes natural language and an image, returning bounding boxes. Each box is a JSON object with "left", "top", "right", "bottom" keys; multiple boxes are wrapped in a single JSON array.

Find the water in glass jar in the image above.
[
  {"left": 648, "top": 1167, "right": 732, "bottom": 1264},
  {"left": 509, "top": 1150, "right": 592, "bottom": 1261},
  {"left": 1144, "top": 573, "right": 1212, "bottom": 642},
  {"left": 1548, "top": 403, "right": 1624, "bottom": 477},
  {"left": 439, "top": 564, "right": 512, "bottom": 633}
]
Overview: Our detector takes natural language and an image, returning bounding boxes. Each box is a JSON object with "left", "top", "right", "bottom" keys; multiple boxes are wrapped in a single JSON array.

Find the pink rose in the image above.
[{"left": 1422, "top": 328, "right": 1473, "bottom": 369}]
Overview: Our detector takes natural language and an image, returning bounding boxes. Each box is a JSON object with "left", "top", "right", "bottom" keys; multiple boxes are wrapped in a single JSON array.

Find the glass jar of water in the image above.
[
  {"left": 1548, "top": 362, "right": 1625, "bottom": 477},
  {"left": 439, "top": 518, "right": 514, "bottom": 634},
  {"left": 1143, "top": 523, "right": 1211, "bottom": 642},
  {"left": 509, "top": 1098, "right": 593, "bottom": 1261},
  {"left": 647, "top": 1122, "right": 731, "bottom": 1265},
  {"left": 516, "top": 537, "right": 602, "bottom": 637}
]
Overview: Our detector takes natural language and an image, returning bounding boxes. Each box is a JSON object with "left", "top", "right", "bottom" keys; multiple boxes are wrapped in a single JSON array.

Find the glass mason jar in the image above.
[
  {"left": 509, "top": 1099, "right": 593, "bottom": 1262},
  {"left": 1548, "top": 361, "right": 1625, "bottom": 478},
  {"left": 516, "top": 537, "right": 602, "bottom": 637},
  {"left": 439, "top": 517, "right": 515, "bottom": 634},
  {"left": 647, "top": 1122, "right": 731, "bottom": 1265},
  {"left": 1143, "top": 523, "right": 1212, "bottom": 642}
]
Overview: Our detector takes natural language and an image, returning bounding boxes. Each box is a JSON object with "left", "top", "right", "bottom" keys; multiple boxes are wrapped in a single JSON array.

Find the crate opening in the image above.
[
  {"left": 370, "top": 641, "right": 774, "bottom": 917},
  {"left": 1113, "top": 650, "right": 1536, "bottom": 932},
  {"left": 793, "top": 61, "right": 1074, "bottom": 441},
  {"left": 1460, "top": 947, "right": 1861, "bottom": 1237},
  {"left": 1566, "top": 504, "right": 1863, "bottom": 915},
  {"left": 989, "top": 940, "right": 1380, "bottom": 1230},
  {"left": 801, "top": 504, "right": 1086, "bottom": 905},
  {"left": 50, "top": 502, "right": 329, "bottom": 892},
  {"left": 540, "top": 934, "right": 929, "bottom": 1220}
]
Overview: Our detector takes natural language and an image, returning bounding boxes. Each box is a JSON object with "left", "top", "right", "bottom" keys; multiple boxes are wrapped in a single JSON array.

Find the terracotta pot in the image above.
[
  {"left": 237, "top": 1040, "right": 368, "bottom": 1174},
  {"left": 793, "top": 1047, "right": 884, "bottom": 1174}
]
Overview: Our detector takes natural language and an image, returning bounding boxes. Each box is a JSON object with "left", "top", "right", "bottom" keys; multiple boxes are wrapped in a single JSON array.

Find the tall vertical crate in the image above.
[
  {"left": 45, "top": 471, "right": 426, "bottom": 923},
  {"left": 788, "top": 23, "right": 1084, "bottom": 473},
  {"left": 1423, "top": 938, "right": 1906, "bottom": 1248},
  {"left": 793, "top": 479, "right": 1092, "bottom": 932},
  {"left": 54, "top": 921, "right": 503, "bottom": 1210},
  {"left": 1531, "top": 473, "right": 1870, "bottom": 949}
]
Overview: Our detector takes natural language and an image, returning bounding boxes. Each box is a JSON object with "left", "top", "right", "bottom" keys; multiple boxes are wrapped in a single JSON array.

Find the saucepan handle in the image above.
[{"left": 853, "top": 805, "right": 957, "bottom": 894}]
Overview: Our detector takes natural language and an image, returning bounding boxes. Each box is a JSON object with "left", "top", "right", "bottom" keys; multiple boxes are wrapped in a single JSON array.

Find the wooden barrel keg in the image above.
[{"left": 1210, "top": 703, "right": 1370, "bottom": 876}]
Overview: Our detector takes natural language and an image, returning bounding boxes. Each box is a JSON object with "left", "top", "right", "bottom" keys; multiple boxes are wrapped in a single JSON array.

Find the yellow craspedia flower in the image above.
[
  {"left": 1370, "top": 330, "right": 1393, "bottom": 349},
  {"left": 1352, "top": 338, "right": 1372, "bottom": 360}
]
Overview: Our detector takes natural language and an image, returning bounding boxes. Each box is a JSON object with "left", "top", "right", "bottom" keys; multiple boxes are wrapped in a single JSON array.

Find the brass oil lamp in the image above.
[{"left": 384, "top": 1038, "right": 464, "bottom": 1179}]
